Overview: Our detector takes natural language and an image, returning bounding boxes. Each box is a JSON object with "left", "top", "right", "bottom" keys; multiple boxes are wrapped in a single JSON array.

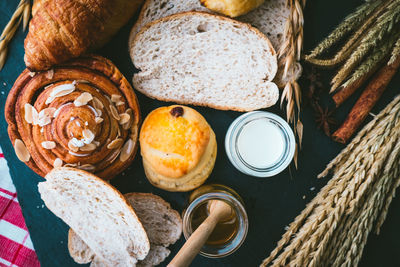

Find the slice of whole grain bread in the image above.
[
  {"left": 68, "top": 193, "right": 182, "bottom": 266},
  {"left": 131, "top": 11, "right": 279, "bottom": 111},
  {"left": 38, "top": 167, "right": 150, "bottom": 266},
  {"left": 129, "top": 0, "right": 301, "bottom": 88}
]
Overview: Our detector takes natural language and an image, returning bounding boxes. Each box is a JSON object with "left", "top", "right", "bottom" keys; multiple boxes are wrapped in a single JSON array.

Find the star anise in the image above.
[
  {"left": 303, "top": 66, "right": 324, "bottom": 108},
  {"left": 314, "top": 103, "right": 337, "bottom": 137}
]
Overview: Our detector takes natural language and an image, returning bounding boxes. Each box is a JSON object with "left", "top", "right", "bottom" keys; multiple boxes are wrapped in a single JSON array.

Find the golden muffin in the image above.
[{"left": 139, "top": 105, "right": 217, "bottom": 192}]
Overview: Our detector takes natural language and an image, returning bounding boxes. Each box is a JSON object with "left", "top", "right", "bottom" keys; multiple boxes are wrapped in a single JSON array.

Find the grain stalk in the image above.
[
  {"left": 279, "top": 0, "right": 305, "bottom": 160},
  {"left": 331, "top": 1, "right": 400, "bottom": 91},
  {"left": 339, "top": 31, "right": 400, "bottom": 90},
  {"left": 261, "top": 95, "right": 400, "bottom": 266},
  {"left": 0, "top": 0, "right": 31, "bottom": 70},
  {"left": 305, "top": 0, "right": 383, "bottom": 59}
]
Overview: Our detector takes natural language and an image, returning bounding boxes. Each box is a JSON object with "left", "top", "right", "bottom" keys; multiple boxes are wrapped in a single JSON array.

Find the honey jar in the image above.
[{"left": 182, "top": 184, "right": 248, "bottom": 258}]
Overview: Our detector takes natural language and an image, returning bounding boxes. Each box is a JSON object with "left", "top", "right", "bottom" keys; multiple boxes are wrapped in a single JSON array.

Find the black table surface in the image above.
[{"left": 1, "top": 1, "right": 399, "bottom": 266}]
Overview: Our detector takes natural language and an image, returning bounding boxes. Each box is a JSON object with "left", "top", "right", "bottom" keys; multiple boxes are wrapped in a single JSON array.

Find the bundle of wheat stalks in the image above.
[
  {"left": 306, "top": 0, "right": 400, "bottom": 95},
  {"left": 0, "top": 0, "right": 30, "bottom": 70},
  {"left": 279, "top": 0, "right": 306, "bottom": 165},
  {"left": 261, "top": 94, "right": 400, "bottom": 267},
  {"left": 305, "top": 0, "right": 400, "bottom": 143}
]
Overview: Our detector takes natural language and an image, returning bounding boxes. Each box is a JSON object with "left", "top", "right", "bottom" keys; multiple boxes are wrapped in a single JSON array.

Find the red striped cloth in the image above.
[{"left": 0, "top": 149, "right": 40, "bottom": 267}]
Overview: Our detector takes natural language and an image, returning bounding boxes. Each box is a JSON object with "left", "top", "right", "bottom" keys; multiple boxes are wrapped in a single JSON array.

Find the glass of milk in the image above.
[{"left": 225, "top": 111, "right": 295, "bottom": 177}]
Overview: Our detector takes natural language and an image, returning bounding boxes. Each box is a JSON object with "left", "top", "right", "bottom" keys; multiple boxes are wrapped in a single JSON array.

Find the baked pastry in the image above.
[
  {"left": 38, "top": 167, "right": 150, "bottom": 266},
  {"left": 68, "top": 192, "right": 182, "bottom": 266},
  {"left": 200, "top": 0, "right": 265, "bottom": 17},
  {"left": 130, "top": 12, "right": 279, "bottom": 111},
  {"left": 140, "top": 105, "right": 217, "bottom": 192},
  {"left": 24, "top": 0, "right": 143, "bottom": 71},
  {"left": 128, "top": 0, "right": 301, "bottom": 89},
  {"left": 5, "top": 55, "right": 140, "bottom": 180}
]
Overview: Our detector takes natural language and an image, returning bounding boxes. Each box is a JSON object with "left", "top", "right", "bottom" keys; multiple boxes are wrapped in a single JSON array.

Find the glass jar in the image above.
[
  {"left": 225, "top": 111, "right": 295, "bottom": 177},
  {"left": 182, "top": 184, "right": 248, "bottom": 258}
]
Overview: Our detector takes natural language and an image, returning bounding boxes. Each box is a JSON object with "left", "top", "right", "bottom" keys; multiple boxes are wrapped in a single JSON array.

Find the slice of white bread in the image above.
[
  {"left": 69, "top": 231, "right": 171, "bottom": 267},
  {"left": 68, "top": 193, "right": 182, "bottom": 266},
  {"left": 124, "top": 193, "right": 182, "bottom": 246},
  {"left": 129, "top": 0, "right": 211, "bottom": 43},
  {"left": 129, "top": 0, "right": 301, "bottom": 88},
  {"left": 130, "top": 12, "right": 279, "bottom": 111},
  {"left": 68, "top": 229, "right": 94, "bottom": 264},
  {"left": 38, "top": 167, "right": 150, "bottom": 266}
]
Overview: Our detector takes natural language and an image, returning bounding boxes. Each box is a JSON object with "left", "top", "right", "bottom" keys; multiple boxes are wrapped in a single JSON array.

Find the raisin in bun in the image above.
[{"left": 139, "top": 105, "right": 217, "bottom": 192}]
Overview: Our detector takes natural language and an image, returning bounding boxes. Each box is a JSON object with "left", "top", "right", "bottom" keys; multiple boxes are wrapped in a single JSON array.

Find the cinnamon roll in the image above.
[{"left": 5, "top": 55, "right": 140, "bottom": 179}]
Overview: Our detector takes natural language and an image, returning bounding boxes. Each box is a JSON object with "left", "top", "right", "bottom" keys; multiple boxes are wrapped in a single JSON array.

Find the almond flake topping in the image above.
[
  {"left": 95, "top": 117, "right": 103, "bottom": 124},
  {"left": 24, "top": 103, "right": 38, "bottom": 124},
  {"left": 82, "top": 129, "right": 95, "bottom": 144},
  {"left": 68, "top": 141, "right": 79, "bottom": 152},
  {"left": 123, "top": 109, "right": 133, "bottom": 130},
  {"left": 116, "top": 101, "right": 125, "bottom": 106},
  {"left": 14, "top": 139, "right": 30, "bottom": 162},
  {"left": 120, "top": 139, "right": 134, "bottom": 162},
  {"left": 45, "top": 69, "right": 54, "bottom": 79},
  {"left": 80, "top": 143, "right": 97, "bottom": 151},
  {"left": 46, "top": 83, "right": 75, "bottom": 104},
  {"left": 92, "top": 97, "right": 103, "bottom": 109},
  {"left": 36, "top": 108, "right": 55, "bottom": 127},
  {"left": 95, "top": 108, "right": 102, "bottom": 117},
  {"left": 69, "top": 138, "right": 85, "bottom": 148},
  {"left": 109, "top": 105, "right": 120, "bottom": 120},
  {"left": 74, "top": 92, "right": 93, "bottom": 107},
  {"left": 119, "top": 113, "right": 130, "bottom": 125},
  {"left": 64, "top": 163, "right": 78, "bottom": 167},
  {"left": 78, "top": 164, "right": 95, "bottom": 171},
  {"left": 105, "top": 95, "right": 113, "bottom": 104},
  {"left": 111, "top": 94, "right": 122, "bottom": 103},
  {"left": 107, "top": 138, "right": 123, "bottom": 149},
  {"left": 53, "top": 158, "right": 63, "bottom": 168},
  {"left": 41, "top": 141, "right": 56, "bottom": 149},
  {"left": 40, "top": 107, "right": 56, "bottom": 118},
  {"left": 76, "top": 80, "right": 90, "bottom": 84}
]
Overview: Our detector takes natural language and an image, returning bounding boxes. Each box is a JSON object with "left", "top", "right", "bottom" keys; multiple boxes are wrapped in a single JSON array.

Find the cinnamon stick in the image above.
[
  {"left": 332, "top": 55, "right": 400, "bottom": 144},
  {"left": 332, "top": 56, "right": 387, "bottom": 107}
]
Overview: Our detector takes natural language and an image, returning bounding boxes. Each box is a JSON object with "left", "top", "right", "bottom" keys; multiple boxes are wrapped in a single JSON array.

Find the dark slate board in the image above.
[{"left": 0, "top": 1, "right": 399, "bottom": 266}]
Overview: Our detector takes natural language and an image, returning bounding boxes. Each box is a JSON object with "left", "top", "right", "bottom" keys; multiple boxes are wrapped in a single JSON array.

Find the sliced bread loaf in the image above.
[
  {"left": 129, "top": 0, "right": 210, "bottom": 44},
  {"left": 129, "top": 0, "right": 301, "bottom": 88},
  {"left": 124, "top": 193, "right": 182, "bottom": 246},
  {"left": 38, "top": 167, "right": 150, "bottom": 266},
  {"left": 68, "top": 193, "right": 182, "bottom": 266},
  {"left": 130, "top": 12, "right": 279, "bottom": 111}
]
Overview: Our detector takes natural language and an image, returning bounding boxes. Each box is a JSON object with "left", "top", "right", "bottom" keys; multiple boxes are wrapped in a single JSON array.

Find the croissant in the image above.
[
  {"left": 24, "top": 0, "right": 143, "bottom": 71},
  {"left": 5, "top": 55, "right": 141, "bottom": 179}
]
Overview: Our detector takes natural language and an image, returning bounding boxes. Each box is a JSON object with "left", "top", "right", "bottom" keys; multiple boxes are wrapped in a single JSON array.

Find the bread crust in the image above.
[
  {"left": 133, "top": 11, "right": 276, "bottom": 59},
  {"left": 67, "top": 191, "right": 182, "bottom": 266},
  {"left": 129, "top": 0, "right": 301, "bottom": 90},
  {"left": 124, "top": 192, "right": 183, "bottom": 245},
  {"left": 130, "top": 11, "right": 279, "bottom": 112},
  {"left": 5, "top": 55, "right": 141, "bottom": 180},
  {"left": 40, "top": 167, "right": 150, "bottom": 263}
]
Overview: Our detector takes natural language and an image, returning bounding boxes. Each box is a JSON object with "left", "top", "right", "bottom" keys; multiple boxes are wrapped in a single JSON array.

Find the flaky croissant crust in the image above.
[{"left": 24, "top": 0, "right": 143, "bottom": 71}]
